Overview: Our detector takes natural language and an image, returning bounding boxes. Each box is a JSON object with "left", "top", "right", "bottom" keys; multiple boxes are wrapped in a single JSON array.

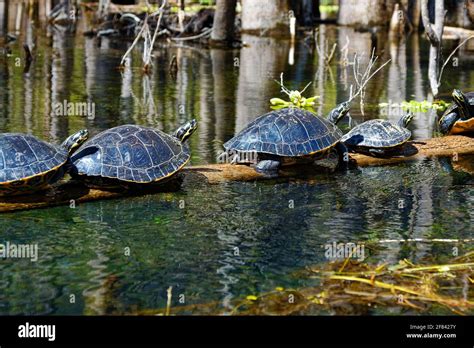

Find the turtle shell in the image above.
[
  {"left": 439, "top": 91, "right": 474, "bottom": 134},
  {"left": 450, "top": 117, "right": 474, "bottom": 134},
  {"left": 223, "top": 108, "right": 343, "bottom": 157},
  {"left": 71, "top": 125, "right": 190, "bottom": 183},
  {"left": 459, "top": 91, "right": 474, "bottom": 116},
  {"left": 341, "top": 119, "right": 411, "bottom": 148},
  {"left": 0, "top": 133, "right": 68, "bottom": 195}
]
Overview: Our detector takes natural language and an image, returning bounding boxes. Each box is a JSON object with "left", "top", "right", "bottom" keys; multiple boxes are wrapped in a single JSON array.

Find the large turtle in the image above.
[
  {"left": 439, "top": 89, "right": 474, "bottom": 135},
  {"left": 0, "top": 130, "right": 89, "bottom": 196},
  {"left": 218, "top": 103, "right": 350, "bottom": 173},
  {"left": 71, "top": 120, "right": 198, "bottom": 188},
  {"left": 341, "top": 112, "right": 414, "bottom": 157}
]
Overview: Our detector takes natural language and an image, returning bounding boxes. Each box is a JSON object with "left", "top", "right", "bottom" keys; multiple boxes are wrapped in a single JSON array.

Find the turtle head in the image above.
[
  {"left": 398, "top": 112, "right": 414, "bottom": 128},
  {"left": 452, "top": 89, "right": 466, "bottom": 105},
  {"left": 62, "top": 129, "right": 89, "bottom": 155},
  {"left": 175, "top": 119, "right": 198, "bottom": 143},
  {"left": 452, "top": 89, "right": 469, "bottom": 118},
  {"left": 327, "top": 101, "right": 350, "bottom": 125}
]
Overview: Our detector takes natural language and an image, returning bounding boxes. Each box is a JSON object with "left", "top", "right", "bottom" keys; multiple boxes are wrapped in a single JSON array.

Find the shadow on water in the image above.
[{"left": 0, "top": 15, "right": 473, "bottom": 315}]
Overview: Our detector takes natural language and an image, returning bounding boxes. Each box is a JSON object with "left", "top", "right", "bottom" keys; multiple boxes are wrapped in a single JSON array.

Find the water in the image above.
[{"left": 0, "top": 21, "right": 473, "bottom": 315}]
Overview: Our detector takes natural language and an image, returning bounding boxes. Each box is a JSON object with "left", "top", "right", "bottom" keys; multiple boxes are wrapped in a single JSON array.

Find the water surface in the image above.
[{"left": 0, "top": 20, "right": 473, "bottom": 315}]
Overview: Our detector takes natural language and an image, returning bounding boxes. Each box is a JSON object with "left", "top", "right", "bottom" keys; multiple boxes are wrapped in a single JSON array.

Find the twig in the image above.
[
  {"left": 326, "top": 43, "right": 337, "bottom": 64},
  {"left": 171, "top": 28, "right": 212, "bottom": 41},
  {"left": 340, "top": 35, "right": 350, "bottom": 66},
  {"left": 348, "top": 56, "right": 391, "bottom": 103},
  {"left": 315, "top": 29, "right": 337, "bottom": 65},
  {"left": 120, "top": 18, "right": 147, "bottom": 67},
  {"left": 421, "top": 0, "right": 439, "bottom": 45},
  {"left": 438, "top": 35, "right": 474, "bottom": 85},
  {"left": 143, "top": 0, "right": 167, "bottom": 67},
  {"left": 119, "top": 0, "right": 167, "bottom": 69}
]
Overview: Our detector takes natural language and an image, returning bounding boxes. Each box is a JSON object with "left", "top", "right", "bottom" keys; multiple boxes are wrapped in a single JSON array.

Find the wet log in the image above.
[{"left": 0, "top": 135, "right": 473, "bottom": 213}]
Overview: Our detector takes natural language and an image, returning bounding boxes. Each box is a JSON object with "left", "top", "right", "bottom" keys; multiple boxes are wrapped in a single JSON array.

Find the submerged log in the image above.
[{"left": 0, "top": 135, "right": 473, "bottom": 213}]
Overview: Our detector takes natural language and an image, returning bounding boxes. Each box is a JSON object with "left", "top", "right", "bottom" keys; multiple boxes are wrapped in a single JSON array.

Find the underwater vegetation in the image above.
[{"left": 136, "top": 251, "right": 473, "bottom": 316}]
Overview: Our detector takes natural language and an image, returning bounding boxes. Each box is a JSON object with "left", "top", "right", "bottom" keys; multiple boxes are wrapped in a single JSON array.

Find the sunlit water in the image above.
[{"left": 0, "top": 21, "right": 473, "bottom": 315}]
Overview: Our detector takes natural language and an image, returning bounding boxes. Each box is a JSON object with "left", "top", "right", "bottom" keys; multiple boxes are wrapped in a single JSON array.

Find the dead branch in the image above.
[
  {"left": 315, "top": 29, "right": 337, "bottom": 65},
  {"left": 438, "top": 34, "right": 474, "bottom": 86},
  {"left": 348, "top": 49, "right": 391, "bottom": 104}
]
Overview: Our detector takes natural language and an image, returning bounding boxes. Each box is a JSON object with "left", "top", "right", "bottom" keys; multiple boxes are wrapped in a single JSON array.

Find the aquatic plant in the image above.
[
  {"left": 139, "top": 251, "right": 473, "bottom": 315},
  {"left": 233, "top": 252, "right": 474, "bottom": 315},
  {"left": 270, "top": 73, "right": 320, "bottom": 111}
]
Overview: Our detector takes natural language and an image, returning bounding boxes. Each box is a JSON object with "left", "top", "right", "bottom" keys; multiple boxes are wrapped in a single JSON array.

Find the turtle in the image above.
[
  {"left": 438, "top": 89, "right": 474, "bottom": 135},
  {"left": 340, "top": 112, "right": 414, "bottom": 157},
  {"left": 0, "top": 130, "right": 89, "bottom": 196},
  {"left": 70, "top": 120, "right": 198, "bottom": 188},
  {"left": 217, "top": 102, "right": 351, "bottom": 173}
]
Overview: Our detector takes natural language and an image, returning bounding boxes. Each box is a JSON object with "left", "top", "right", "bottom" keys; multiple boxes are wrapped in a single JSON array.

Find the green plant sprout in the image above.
[{"left": 270, "top": 73, "right": 320, "bottom": 110}]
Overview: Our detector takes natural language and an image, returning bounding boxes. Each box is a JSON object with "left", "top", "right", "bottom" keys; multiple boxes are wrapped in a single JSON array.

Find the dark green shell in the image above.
[
  {"left": 71, "top": 125, "right": 190, "bottom": 183},
  {"left": 341, "top": 119, "right": 411, "bottom": 148},
  {"left": 439, "top": 92, "right": 474, "bottom": 134},
  {"left": 0, "top": 133, "right": 68, "bottom": 195},
  {"left": 223, "top": 108, "right": 343, "bottom": 157}
]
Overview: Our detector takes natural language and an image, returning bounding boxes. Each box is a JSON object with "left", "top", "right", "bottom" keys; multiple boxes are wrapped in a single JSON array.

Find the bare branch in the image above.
[
  {"left": 300, "top": 81, "right": 312, "bottom": 94},
  {"left": 349, "top": 57, "right": 391, "bottom": 103},
  {"left": 326, "top": 43, "right": 337, "bottom": 64},
  {"left": 421, "top": 0, "right": 439, "bottom": 45},
  {"left": 315, "top": 28, "right": 337, "bottom": 65},
  {"left": 120, "top": 16, "right": 148, "bottom": 67},
  {"left": 438, "top": 35, "right": 474, "bottom": 85},
  {"left": 170, "top": 28, "right": 212, "bottom": 41}
]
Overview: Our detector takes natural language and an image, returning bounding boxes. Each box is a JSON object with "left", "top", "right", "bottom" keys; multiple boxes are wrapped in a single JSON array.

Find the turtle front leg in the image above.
[
  {"left": 439, "top": 112, "right": 458, "bottom": 135},
  {"left": 335, "top": 142, "right": 350, "bottom": 169},
  {"left": 368, "top": 148, "right": 387, "bottom": 157},
  {"left": 255, "top": 159, "right": 281, "bottom": 173}
]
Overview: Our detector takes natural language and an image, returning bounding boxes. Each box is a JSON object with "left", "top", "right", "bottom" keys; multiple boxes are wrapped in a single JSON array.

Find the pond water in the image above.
[{"left": 0, "top": 21, "right": 473, "bottom": 315}]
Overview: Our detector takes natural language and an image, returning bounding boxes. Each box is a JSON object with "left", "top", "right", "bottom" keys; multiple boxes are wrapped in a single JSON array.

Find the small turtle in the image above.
[
  {"left": 0, "top": 130, "right": 89, "bottom": 196},
  {"left": 341, "top": 112, "right": 414, "bottom": 157},
  {"left": 218, "top": 102, "right": 350, "bottom": 173},
  {"left": 71, "top": 120, "right": 198, "bottom": 188},
  {"left": 439, "top": 89, "right": 474, "bottom": 135}
]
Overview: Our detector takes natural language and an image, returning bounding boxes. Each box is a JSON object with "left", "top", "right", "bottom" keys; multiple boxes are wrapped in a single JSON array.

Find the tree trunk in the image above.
[
  {"left": 241, "top": 0, "right": 289, "bottom": 37},
  {"left": 445, "top": 0, "right": 473, "bottom": 29},
  {"left": 338, "top": 0, "right": 396, "bottom": 27},
  {"left": 289, "top": 0, "right": 320, "bottom": 26},
  {"left": 0, "top": 0, "right": 6, "bottom": 35},
  {"left": 410, "top": 0, "right": 421, "bottom": 30},
  {"left": 235, "top": 34, "right": 289, "bottom": 132},
  {"left": 421, "top": 0, "right": 445, "bottom": 96},
  {"left": 210, "top": 0, "right": 236, "bottom": 45}
]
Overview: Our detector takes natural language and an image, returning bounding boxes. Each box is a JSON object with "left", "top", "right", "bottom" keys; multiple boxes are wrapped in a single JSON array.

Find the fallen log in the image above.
[{"left": 0, "top": 135, "right": 473, "bottom": 214}]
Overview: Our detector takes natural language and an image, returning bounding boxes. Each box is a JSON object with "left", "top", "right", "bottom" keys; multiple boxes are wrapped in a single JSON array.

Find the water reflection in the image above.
[
  {"left": 1, "top": 15, "right": 474, "bottom": 160},
  {"left": 0, "top": 12, "right": 473, "bottom": 315},
  {"left": 0, "top": 157, "right": 471, "bottom": 314}
]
